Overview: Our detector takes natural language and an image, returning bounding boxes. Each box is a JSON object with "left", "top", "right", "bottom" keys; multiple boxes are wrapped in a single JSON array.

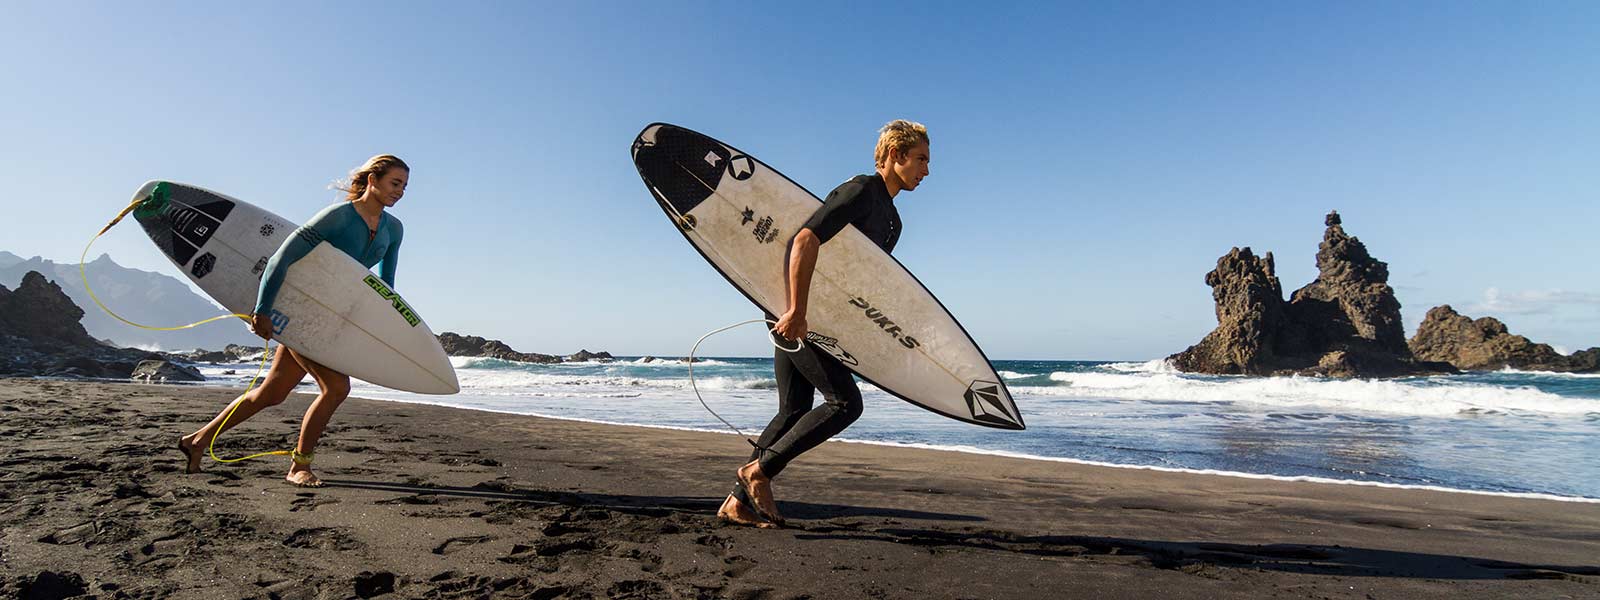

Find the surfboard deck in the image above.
[
  {"left": 631, "top": 123, "right": 1022, "bottom": 430},
  {"left": 130, "top": 181, "right": 458, "bottom": 395}
]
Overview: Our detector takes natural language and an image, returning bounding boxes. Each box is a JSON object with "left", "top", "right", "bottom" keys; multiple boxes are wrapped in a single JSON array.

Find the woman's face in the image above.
[{"left": 369, "top": 167, "right": 409, "bottom": 207}]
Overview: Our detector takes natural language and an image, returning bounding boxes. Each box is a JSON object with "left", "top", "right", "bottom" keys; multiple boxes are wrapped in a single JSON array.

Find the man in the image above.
[{"left": 719, "top": 120, "right": 931, "bottom": 527}]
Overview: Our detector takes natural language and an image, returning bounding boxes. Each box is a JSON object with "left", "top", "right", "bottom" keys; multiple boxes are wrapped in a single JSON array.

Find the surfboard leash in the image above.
[
  {"left": 83, "top": 190, "right": 288, "bottom": 465},
  {"left": 687, "top": 318, "right": 803, "bottom": 450}
]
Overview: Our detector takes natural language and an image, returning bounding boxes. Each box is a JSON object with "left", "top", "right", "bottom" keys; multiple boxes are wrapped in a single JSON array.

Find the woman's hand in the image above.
[
  {"left": 773, "top": 308, "right": 807, "bottom": 342},
  {"left": 250, "top": 313, "right": 274, "bottom": 340}
]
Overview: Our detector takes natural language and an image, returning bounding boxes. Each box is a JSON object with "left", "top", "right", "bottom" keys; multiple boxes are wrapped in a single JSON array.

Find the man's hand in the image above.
[{"left": 773, "top": 309, "right": 807, "bottom": 342}]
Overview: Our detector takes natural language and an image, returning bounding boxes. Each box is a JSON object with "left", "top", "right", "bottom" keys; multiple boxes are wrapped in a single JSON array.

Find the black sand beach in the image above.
[{"left": 2, "top": 378, "right": 1597, "bottom": 599}]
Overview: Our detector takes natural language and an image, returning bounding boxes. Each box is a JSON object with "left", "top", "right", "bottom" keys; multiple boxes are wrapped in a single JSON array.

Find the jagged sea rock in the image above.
[
  {"left": 1408, "top": 305, "right": 1597, "bottom": 372},
  {"left": 1170, "top": 212, "right": 1455, "bottom": 378},
  {"left": 1168, "top": 247, "right": 1288, "bottom": 375}
]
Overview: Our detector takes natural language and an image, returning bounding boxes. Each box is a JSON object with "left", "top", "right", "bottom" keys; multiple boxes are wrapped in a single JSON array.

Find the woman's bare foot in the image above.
[
  {"left": 737, "top": 460, "right": 785, "bottom": 525},
  {"left": 717, "top": 493, "right": 779, "bottom": 529},
  {"left": 177, "top": 434, "right": 205, "bottom": 474},
  {"left": 286, "top": 465, "right": 323, "bottom": 488}
]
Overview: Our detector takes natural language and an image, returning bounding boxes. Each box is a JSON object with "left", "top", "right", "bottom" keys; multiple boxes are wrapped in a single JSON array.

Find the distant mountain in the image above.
[
  {"left": 0, "top": 251, "right": 25, "bottom": 269},
  {"left": 0, "top": 251, "right": 258, "bottom": 351}
]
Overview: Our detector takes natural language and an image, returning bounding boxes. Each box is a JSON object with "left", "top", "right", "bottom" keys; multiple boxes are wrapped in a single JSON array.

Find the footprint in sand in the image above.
[
  {"left": 722, "top": 555, "right": 757, "bottom": 577},
  {"left": 607, "top": 580, "right": 667, "bottom": 600},
  {"left": 289, "top": 493, "right": 340, "bottom": 512},
  {"left": 693, "top": 534, "right": 735, "bottom": 553},
  {"left": 283, "top": 527, "right": 362, "bottom": 551},
  {"left": 431, "top": 535, "right": 492, "bottom": 556}
]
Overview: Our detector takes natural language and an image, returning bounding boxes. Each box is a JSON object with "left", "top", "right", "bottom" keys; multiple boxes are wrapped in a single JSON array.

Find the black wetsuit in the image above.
[{"left": 733, "top": 173, "right": 900, "bottom": 506}]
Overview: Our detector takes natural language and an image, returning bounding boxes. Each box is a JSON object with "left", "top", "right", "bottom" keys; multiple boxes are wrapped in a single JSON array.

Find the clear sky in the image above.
[{"left": 3, "top": 1, "right": 1596, "bottom": 359}]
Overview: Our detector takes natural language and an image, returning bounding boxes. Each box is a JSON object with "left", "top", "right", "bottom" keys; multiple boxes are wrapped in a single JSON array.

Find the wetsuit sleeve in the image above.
[
  {"left": 379, "top": 218, "right": 403, "bottom": 288},
  {"left": 801, "top": 178, "right": 869, "bottom": 245},
  {"left": 254, "top": 204, "right": 353, "bottom": 314}
]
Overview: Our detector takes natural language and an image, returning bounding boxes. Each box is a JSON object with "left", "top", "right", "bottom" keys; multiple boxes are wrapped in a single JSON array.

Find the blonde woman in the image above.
[{"left": 178, "top": 154, "right": 409, "bottom": 487}]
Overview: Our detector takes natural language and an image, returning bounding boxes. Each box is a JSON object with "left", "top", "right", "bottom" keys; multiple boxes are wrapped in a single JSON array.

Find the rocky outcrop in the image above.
[
  {"left": 1167, "top": 247, "right": 1290, "bottom": 374},
  {"left": 566, "top": 349, "right": 614, "bottom": 362},
  {"left": 176, "top": 344, "right": 265, "bottom": 364},
  {"left": 0, "top": 271, "right": 100, "bottom": 349},
  {"left": 0, "top": 271, "right": 165, "bottom": 378},
  {"left": 131, "top": 360, "right": 206, "bottom": 383},
  {"left": 437, "top": 332, "right": 612, "bottom": 365},
  {"left": 1170, "top": 212, "right": 1456, "bottom": 378},
  {"left": 1408, "top": 305, "right": 1599, "bottom": 372}
]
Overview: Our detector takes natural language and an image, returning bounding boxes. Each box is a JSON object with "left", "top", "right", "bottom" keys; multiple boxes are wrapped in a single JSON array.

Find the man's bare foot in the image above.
[
  {"left": 286, "top": 466, "right": 323, "bottom": 488},
  {"left": 177, "top": 434, "right": 205, "bottom": 474},
  {"left": 717, "top": 493, "right": 779, "bottom": 529},
  {"left": 737, "top": 460, "right": 785, "bottom": 525}
]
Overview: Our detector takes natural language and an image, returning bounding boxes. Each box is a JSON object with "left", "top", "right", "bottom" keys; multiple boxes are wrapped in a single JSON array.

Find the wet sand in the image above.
[{"left": 1, "top": 378, "right": 1597, "bottom": 599}]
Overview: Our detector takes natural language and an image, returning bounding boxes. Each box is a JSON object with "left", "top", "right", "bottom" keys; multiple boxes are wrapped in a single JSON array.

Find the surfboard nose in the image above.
[{"left": 631, "top": 122, "right": 732, "bottom": 217}]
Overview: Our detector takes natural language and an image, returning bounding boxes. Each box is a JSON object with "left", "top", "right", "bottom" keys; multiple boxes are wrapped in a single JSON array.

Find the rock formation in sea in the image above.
[
  {"left": 1408, "top": 305, "right": 1600, "bottom": 372},
  {"left": 437, "top": 332, "right": 613, "bottom": 364},
  {"left": 0, "top": 271, "right": 163, "bottom": 378},
  {"left": 1170, "top": 212, "right": 1456, "bottom": 378}
]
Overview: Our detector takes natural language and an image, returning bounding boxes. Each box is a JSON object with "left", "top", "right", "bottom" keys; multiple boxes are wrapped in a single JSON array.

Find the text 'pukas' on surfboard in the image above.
[
  {"left": 129, "top": 180, "right": 459, "bottom": 395},
  {"left": 630, "top": 123, "right": 1022, "bottom": 430}
]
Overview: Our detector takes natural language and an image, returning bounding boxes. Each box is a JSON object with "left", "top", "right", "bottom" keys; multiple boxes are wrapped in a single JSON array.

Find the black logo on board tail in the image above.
[
  {"left": 803, "top": 332, "right": 859, "bottom": 366},
  {"left": 260, "top": 223, "right": 275, "bottom": 237},
  {"left": 964, "top": 380, "right": 1018, "bottom": 427},
  {"left": 190, "top": 253, "right": 216, "bottom": 279}
]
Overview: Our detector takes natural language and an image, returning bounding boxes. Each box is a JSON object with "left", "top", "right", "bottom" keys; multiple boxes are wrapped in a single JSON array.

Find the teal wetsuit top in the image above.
[{"left": 254, "top": 202, "right": 404, "bottom": 314}]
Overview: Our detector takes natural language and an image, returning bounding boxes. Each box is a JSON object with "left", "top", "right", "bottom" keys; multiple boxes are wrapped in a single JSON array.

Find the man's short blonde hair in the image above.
[{"left": 874, "top": 119, "right": 929, "bottom": 168}]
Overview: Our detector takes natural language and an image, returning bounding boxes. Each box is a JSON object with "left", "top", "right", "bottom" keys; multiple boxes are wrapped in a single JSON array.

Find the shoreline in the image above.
[
  {"left": 4, "top": 378, "right": 1597, "bottom": 598},
  {"left": 360, "top": 388, "right": 1600, "bottom": 505},
  {"left": 32, "top": 375, "right": 1600, "bottom": 503}
]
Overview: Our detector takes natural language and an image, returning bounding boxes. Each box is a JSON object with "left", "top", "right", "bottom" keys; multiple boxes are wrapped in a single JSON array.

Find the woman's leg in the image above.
[
  {"left": 282, "top": 348, "right": 351, "bottom": 487},
  {"left": 179, "top": 345, "right": 307, "bottom": 473}
]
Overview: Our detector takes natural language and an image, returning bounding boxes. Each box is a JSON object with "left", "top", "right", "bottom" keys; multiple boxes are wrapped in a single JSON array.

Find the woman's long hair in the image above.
[{"left": 336, "top": 154, "right": 409, "bottom": 201}]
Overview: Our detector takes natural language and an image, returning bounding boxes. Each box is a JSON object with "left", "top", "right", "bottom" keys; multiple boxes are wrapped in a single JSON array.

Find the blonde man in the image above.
[{"left": 720, "top": 120, "right": 932, "bottom": 527}]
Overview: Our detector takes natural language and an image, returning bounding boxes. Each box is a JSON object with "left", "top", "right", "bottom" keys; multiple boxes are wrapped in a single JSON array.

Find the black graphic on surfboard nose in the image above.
[
  {"left": 190, "top": 253, "right": 216, "bottom": 279},
  {"left": 632, "top": 124, "right": 734, "bottom": 216},
  {"left": 964, "top": 380, "right": 1018, "bottom": 427}
]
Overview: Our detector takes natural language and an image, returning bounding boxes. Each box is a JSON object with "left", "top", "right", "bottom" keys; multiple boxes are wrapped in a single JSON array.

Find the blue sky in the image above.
[{"left": 2, "top": 1, "right": 1596, "bottom": 359}]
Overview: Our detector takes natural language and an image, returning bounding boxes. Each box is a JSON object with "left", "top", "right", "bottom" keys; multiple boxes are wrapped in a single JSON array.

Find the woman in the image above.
[
  {"left": 177, "top": 154, "right": 409, "bottom": 487},
  {"left": 718, "top": 121, "right": 930, "bottom": 527}
]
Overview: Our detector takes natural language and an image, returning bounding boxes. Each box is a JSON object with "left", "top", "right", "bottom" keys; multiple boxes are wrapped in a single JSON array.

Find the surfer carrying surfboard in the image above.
[
  {"left": 720, "top": 121, "right": 931, "bottom": 527},
  {"left": 177, "top": 154, "right": 410, "bottom": 488}
]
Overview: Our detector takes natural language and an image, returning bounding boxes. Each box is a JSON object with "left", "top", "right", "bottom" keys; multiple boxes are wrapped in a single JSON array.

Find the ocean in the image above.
[{"left": 195, "top": 356, "right": 1600, "bottom": 502}]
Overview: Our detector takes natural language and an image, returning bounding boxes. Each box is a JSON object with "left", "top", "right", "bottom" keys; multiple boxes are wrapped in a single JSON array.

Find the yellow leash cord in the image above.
[{"left": 82, "top": 192, "right": 289, "bottom": 464}]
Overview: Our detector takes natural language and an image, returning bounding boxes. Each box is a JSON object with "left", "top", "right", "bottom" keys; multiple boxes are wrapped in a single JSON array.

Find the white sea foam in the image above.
[
  {"left": 1497, "top": 367, "right": 1600, "bottom": 379},
  {"left": 997, "top": 370, "right": 1039, "bottom": 380},
  {"left": 1028, "top": 370, "right": 1599, "bottom": 417},
  {"left": 1103, "top": 359, "right": 1178, "bottom": 373}
]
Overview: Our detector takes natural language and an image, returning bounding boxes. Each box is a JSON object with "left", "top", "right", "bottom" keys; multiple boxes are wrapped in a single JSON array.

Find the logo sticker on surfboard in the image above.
[
  {"left": 363, "top": 275, "right": 420, "bottom": 327},
  {"left": 803, "top": 332, "right": 859, "bottom": 366},
  {"left": 964, "top": 380, "right": 1019, "bottom": 427}
]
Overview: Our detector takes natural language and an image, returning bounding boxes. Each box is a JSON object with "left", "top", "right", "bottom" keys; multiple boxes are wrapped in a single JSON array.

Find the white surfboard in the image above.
[
  {"left": 129, "top": 181, "right": 458, "bottom": 395},
  {"left": 631, "top": 123, "right": 1022, "bottom": 430}
]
